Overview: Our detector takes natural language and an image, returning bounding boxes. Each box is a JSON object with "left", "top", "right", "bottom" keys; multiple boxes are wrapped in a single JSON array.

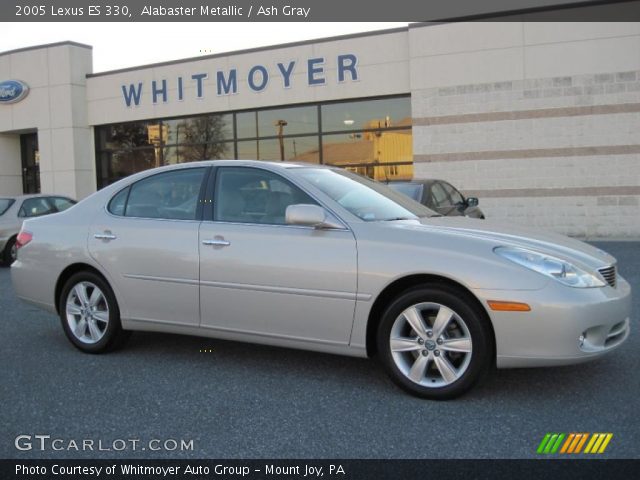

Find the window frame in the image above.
[{"left": 106, "top": 166, "right": 211, "bottom": 222}]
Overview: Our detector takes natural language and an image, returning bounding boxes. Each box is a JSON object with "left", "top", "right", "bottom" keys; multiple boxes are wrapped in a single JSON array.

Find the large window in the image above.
[
  {"left": 95, "top": 95, "right": 412, "bottom": 188},
  {"left": 109, "top": 168, "right": 206, "bottom": 220},
  {"left": 214, "top": 167, "right": 317, "bottom": 225}
]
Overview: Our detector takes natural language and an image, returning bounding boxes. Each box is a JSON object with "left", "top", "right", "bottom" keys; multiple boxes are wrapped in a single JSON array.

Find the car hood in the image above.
[{"left": 395, "top": 216, "right": 615, "bottom": 270}]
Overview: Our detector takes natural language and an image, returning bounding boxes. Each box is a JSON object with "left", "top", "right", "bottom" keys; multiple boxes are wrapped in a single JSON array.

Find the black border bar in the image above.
[
  {"left": 4, "top": 459, "right": 640, "bottom": 480},
  {"left": 2, "top": 0, "right": 640, "bottom": 22}
]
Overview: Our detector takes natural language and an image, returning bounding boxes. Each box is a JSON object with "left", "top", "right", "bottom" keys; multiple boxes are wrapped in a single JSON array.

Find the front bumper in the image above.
[{"left": 474, "top": 276, "right": 632, "bottom": 368}]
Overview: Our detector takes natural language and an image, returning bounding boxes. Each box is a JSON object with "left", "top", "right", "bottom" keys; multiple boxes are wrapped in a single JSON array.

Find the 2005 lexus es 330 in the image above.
[{"left": 11, "top": 161, "right": 631, "bottom": 399}]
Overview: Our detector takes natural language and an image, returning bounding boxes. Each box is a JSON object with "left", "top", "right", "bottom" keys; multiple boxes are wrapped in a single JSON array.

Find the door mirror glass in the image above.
[{"left": 466, "top": 197, "right": 479, "bottom": 207}]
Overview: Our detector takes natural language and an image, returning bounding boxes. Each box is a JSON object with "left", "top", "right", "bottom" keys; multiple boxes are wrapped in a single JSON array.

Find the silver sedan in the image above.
[{"left": 11, "top": 161, "right": 631, "bottom": 399}]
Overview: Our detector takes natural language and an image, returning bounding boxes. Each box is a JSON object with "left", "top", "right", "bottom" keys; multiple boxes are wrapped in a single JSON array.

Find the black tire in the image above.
[
  {"left": 58, "top": 271, "right": 130, "bottom": 353},
  {"left": 377, "top": 284, "right": 494, "bottom": 400},
  {"left": 2, "top": 236, "right": 17, "bottom": 266}
]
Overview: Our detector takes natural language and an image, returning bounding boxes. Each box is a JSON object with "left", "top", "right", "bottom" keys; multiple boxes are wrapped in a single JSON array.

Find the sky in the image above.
[{"left": 0, "top": 22, "right": 408, "bottom": 73}]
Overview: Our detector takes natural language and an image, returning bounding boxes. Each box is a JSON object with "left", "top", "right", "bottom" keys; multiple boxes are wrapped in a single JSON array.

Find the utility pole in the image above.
[{"left": 274, "top": 119, "right": 288, "bottom": 161}]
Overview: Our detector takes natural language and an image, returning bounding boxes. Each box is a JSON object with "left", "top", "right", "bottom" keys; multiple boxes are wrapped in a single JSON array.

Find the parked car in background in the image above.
[
  {"left": 389, "top": 180, "right": 485, "bottom": 219},
  {"left": 0, "top": 194, "right": 76, "bottom": 265},
  {"left": 11, "top": 161, "right": 631, "bottom": 399}
]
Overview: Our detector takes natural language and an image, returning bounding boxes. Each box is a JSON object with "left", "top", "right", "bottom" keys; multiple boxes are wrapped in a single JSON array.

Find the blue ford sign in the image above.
[{"left": 0, "top": 80, "right": 30, "bottom": 104}]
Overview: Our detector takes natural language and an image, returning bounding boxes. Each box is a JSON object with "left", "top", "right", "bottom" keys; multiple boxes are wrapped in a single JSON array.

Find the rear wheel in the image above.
[
  {"left": 377, "top": 285, "right": 493, "bottom": 399},
  {"left": 59, "top": 271, "right": 130, "bottom": 353},
  {"left": 2, "top": 236, "right": 17, "bottom": 266}
]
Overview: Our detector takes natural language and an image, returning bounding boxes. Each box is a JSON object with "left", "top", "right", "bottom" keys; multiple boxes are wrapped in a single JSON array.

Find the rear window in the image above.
[
  {"left": 388, "top": 183, "right": 423, "bottom": 201},
  {"left": 0, "top": 198, "right": 15, "bottom": 216}
]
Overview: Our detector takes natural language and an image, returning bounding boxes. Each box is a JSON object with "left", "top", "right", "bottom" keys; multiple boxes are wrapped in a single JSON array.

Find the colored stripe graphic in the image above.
[
  {"left": 537, "top": 434, "right": 552, "bottom": 454},
  {"left": 573, "top": 433, "right": 589, "bottom": 453},
  {"left": 560, "top": 433, "right": 575, "bottom": 453},
  {"left": 537, "top": 433, "right": 565, "bottom": 454},
  {"left": 538, "top": 433, "right": 612, "bottom": 454},
  {"left": 585, "top": 433, "right": 614, "bottom": 454}
]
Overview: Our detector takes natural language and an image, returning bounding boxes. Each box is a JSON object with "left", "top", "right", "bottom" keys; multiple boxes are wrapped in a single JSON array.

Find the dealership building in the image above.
[{"left": 1, "top": 20, "right": 639, "bottom": 237}]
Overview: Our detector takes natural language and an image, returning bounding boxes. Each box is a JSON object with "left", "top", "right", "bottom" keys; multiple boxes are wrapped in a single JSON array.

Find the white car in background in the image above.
[{"left": 0, "top": 194, "right": 76, "bottom": 265}]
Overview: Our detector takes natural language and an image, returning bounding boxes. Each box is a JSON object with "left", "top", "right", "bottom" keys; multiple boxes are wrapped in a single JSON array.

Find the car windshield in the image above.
[
  {"left": 295, "top": 168, "right": 438, "bottom": 221},
  {"left": 0, "top": 198, "right": 15, "bottom": 216}
]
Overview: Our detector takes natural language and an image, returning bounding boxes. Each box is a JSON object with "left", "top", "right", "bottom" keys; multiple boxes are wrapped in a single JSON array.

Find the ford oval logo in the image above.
[{"left": 0, "top": 80, "right": 29, "bottom": 104}]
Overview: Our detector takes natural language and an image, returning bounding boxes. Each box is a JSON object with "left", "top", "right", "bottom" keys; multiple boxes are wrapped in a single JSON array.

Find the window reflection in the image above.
[
  {"left": 237, "top": 140, "right": 257, "bottom": 160},
  {"left": 236, "top": 111, "right": 257, "bottom": 140},
  {"left": 97, "top": 122, "right": 154, "bottom": 150},
  {"left": 322, "top": 130, "right": 413, "bottom": 181},
  {"left": 257, "top": 106, "right": 318, "bottom": 137},
  {"left": 94, "top": 95, "right": 413, "bottom": 188},
  {"left": 163, "top": 115, "right": 233, "bottom": 144},
  {"left": 163, "top": 142, "right": 234, "bottom": 164},
  {"left": 258, "top": 136, "right": 320, "bottom": 163},
  {"left": 321, "top": 97, "right": 412, "bottom": 133}
]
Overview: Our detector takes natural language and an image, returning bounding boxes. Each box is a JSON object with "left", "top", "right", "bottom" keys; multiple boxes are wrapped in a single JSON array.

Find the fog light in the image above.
[{"left": 579, "top": 334, "right": 586, "bottom": 347}]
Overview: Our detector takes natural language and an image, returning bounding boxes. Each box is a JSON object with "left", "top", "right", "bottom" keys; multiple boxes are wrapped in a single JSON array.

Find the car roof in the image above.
[
  {"left": 0, "top": 194, "right": 75, "bottom": 201},
  {"left": 134, "top": 159, "right": 331, "bottom": 171},
  {"left": 388, "top": 180, "right": 439, "bottom": 186}
]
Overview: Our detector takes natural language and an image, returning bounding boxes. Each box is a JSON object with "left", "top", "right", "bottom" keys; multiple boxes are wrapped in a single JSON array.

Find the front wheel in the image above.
[
  {"left": 377, "top": 285, "right": 493, "bottom": 399},
  {"left": 59, "top": 272, "right": 130, "bottom": 353}
]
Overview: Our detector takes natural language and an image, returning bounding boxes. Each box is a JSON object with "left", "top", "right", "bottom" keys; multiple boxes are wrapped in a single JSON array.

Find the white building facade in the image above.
[{"left": 1, "top": 22, "right": 639, "bottom": 237}]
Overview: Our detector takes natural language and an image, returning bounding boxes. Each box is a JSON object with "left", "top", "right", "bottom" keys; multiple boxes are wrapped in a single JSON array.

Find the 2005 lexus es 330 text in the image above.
[{"left": 11, "top": 161, "right": 631, "bottom": 399}]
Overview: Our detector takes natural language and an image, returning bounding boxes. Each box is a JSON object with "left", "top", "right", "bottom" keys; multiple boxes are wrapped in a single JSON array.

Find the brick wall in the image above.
[{"left": 409, "top": 22, "right": 640, "bottom": 238}]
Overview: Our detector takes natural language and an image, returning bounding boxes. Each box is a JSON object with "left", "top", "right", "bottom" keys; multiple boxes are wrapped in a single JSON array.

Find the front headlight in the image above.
[{"left": 494, "top": 246, "right": 605, "bottom": 288}]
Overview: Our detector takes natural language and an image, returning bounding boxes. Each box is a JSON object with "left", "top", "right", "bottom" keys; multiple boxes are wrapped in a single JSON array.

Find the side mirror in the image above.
[
  {"left": 466, "top": 197, "right": 479, "bottom": 207},
  {"left": 285, "top": 204, "right": 342, "bottom": 229}
]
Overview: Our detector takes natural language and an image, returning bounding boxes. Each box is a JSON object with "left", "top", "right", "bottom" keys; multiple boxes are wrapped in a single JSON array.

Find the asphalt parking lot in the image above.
[{"left": 0, "top": 241, "right": 638, "bottom": 459}]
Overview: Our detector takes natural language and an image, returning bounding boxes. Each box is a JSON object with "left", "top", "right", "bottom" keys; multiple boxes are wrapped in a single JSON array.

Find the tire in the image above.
[
  {"left": 377, "top": 284, "right": 493, "bottom": 400},
  {"left": 2, "top": 236, "right": 17, "bottom": 266},
  {"left": 58, "top": 271, "right": 130, "bottom": 353}
]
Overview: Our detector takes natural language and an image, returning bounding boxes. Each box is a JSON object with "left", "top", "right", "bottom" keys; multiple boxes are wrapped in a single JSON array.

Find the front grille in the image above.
[{"left": 598, "top": 265, "right": 617, "bottom": 288}]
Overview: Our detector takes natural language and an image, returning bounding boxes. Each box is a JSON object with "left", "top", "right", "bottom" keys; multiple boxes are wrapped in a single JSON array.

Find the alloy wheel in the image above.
[
  {"left": 65, "top": 282, "right": 109, "bottom": 344},
  {"left": 389, "top": 302, "right": 473, "bottom": 387}
]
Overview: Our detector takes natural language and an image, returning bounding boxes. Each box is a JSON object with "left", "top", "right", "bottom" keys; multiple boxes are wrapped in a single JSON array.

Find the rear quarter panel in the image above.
[{"left": 11, "top": 206, "right": 104, "bottom": 313}]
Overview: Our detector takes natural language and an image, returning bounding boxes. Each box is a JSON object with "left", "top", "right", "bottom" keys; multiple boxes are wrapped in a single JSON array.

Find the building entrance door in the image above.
[{"left": 20, "top": 133, "right": 40, "bottom": 194}]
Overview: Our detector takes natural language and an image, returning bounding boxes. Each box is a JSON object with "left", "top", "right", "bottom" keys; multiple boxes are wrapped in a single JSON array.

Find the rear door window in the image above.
[
  {"left": 19, "top": 198, "right": 56, "bottom": 218},
  {"left": 113, "top": 168, "right": 206, "bottom": 220},
  {"left": 49, "top": 197, "right": 76, "bottom": 212}
]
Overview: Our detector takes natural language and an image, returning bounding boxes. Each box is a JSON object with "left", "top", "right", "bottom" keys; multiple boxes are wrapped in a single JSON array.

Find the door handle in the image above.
[
  {"left": 202, "top": 239, "right": 231, "bottom": 247},
  {"left": 94, "top": 233, "right": 117, "bottom": 241}
]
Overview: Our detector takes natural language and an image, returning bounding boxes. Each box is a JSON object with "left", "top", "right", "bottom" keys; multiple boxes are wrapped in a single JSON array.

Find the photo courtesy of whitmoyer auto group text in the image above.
[{"left": 0, "top": 0, "right": 639, "bottom": 479}]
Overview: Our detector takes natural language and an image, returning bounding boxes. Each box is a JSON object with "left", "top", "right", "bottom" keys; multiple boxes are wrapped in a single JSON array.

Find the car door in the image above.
[
  {"left": 88, "top": 167, "right": 208, "bottom": 327},
  {"left": 199, "top": 166, "right": 358, "bottom": 346}
]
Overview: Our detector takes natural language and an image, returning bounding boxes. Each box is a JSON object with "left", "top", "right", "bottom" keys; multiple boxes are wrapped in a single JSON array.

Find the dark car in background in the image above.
[
  {"left": 0, "top": 194, "right": 76, "bottom": 265},
  {"left": 389, "top": 180, "right": 485, "bottom": 219}
]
